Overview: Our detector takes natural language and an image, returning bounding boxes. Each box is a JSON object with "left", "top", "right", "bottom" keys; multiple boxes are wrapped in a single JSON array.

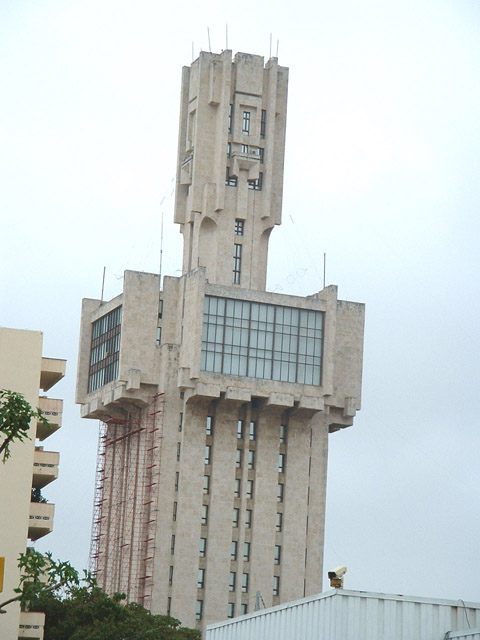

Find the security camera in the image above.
[{"left": 328, "top": 566, "right": 347, "bottom": 588}]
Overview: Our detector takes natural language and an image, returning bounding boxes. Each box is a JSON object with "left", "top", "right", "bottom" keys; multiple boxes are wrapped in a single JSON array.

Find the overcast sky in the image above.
[{"left": 1, "top": 0, "right": 479, "bottom": 608}]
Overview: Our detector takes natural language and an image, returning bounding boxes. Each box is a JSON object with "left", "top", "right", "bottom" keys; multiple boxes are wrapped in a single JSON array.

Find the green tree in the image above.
[
  {"left": 0, "top": 389, "right": 49, "bottom": 462},
  {"left": 0, "top": 551, "right": 200, "bottom": 640}
]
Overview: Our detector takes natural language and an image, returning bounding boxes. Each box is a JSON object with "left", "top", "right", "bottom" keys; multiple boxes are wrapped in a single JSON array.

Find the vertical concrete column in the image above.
[
  {"left": 170, "top": 398, "right": 207, "bottom": 627},
  {"left": 281, "top": 411, "right": 311, "bottom": 602},
  {"left": 305, "top": 410, "right": 329, "bottom": 595},
  {"left": 151, "top": 374, "right": 183, "bottom": 614},
  {"left": 249, "top": 406, "right": 283, "bottom": 609},
  {"left": 204, "top": 401, "right": 238, "bottom": 625}
]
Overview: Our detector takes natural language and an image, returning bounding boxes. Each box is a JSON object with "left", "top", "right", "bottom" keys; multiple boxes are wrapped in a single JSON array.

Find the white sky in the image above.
[{"left": 1, "top": 0, "right": 480, "bottom": 607}]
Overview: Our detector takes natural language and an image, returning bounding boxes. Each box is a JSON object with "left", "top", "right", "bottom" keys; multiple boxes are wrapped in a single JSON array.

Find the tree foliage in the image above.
[
  {"left": 0, "top": 389, "right": 49, "bottom": 462},
  {"left": 32, "top": 588, "right": 201, "bottom": 640},
  {"left": 0, "top": 551, "right": 201, "bottom": 640}
]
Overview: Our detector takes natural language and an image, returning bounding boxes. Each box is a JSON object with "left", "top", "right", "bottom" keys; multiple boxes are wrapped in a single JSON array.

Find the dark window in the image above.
[
  {"left": 280, "top": 424, "right": 287, "bottom": 444},
  {"left": 88, "top": 306, "right": 122, "bottom": 392},
  {"left": 248, "top": 172, "right": 263, "bottom": 191},
  {"left": 243, "top": 542, "right": 251, "bottom": 562},
  {"left": 242, "top": 573, "right": 249, "bottom": 593},
  {"left": 206, "top": 415, "right": 214, "bottom": 436},
  {"left": 202, "top": 505, "right": 208, "bottom": 525},
  {"left": 248, "top": 450, "right": 255, "bottom": 470},
  {"left": 228, "top": 104, "right": 233, "bottom": 133},
  {"left": 179, "top": 413, "right": 183, "bottom": 431},
  {"left": 199, "top": 537, "right": 207, "bottom": 557},
  {"left": 233, "top": 508, "right": 239, "bottom": 527},
  {"left": 235, "top": 449, "right": 242, "bottom": 468},
  {"left": 242, "top": 111, "right": 250, "bottom": 135},
  {"left": 276, "top": 512, "right": 282, "bottom": 532},
  {"left": 258, "top": 147, "right": 264, "bottom": 163},
  {"left": 231, "top": 540, "right": 238, "bottom": 560},
  {"left": 228, "top": 602, "right": 235, "bottom": 618},
  {"left": 229, "top": 571, "right": 236, "bottom": 591},
  {"left": 196, "top": 600, "right": 203, "bottom": 620},
  {"left": 197, "top": 568, "right": 205, "bottom": 589},
  {"left": 156, "top": 326, "right": 162, "bottom": 346},
  {"left": 249, "top": 421, "right": 256, "bottom": 441},
  {"left": 233, "top": 244, "right": 242, "bottom": 285},
  {"left": 246, "top": 480, "right": 253, "bottom": 499},
  {"left": 278, "top": 453, "right": 286, "bottom": 473},
  {"left": 277, "top": 483, "right": 284, "bottom": 502},
  {"left": 234, "top": 478, "right": 241, "bottom": 498},
  {"left": 177, "top": 442, "right": 181, "bottom": 461},
  {"left": 242, "top": 144, "right": 249, "bottom": 153},
  {"left": 174, "top": 471, "right": 179, "bottom": 491},
  {"left": 158, "top": 299, "right": 163, "bottom": 319},
  {"left": 205, "top": 445, "right": 211, "bottom": 465},
  {"left": 227, "top": 142, "right": 231, "bottom": 157},
  {"left": 173, "top": 501, "right": 177, "bottom": 521},
  {"left": 203, "top": 475, "right": 210, "bottom": 494},
  {"left": 237, "top": 420, "right": 244, "bottom": 439},
  {"left": 167, "top": 597, "right": 172, "bottom": 615},
  {"left": 274, "top": 545, "right": 281, "bottom": 565},
  {"left": 235, "top": 219, "right": 244, "bottom": 236},
  {"left": 171, "top": 535, "right": 175, "bottom": 554},
  {"left": 245, "top": 509, "right": 252, "bottom": 529},
  {"left": 241, "top": 603, "right": 248, "bottom": 615},
  {"left": 169, "top": 565, "right": 174, "bottom": 585},
  {"left": 273, "top": 575, "right": 280, "bottom": 596},
  {"left": 226, "top": 166, "right": 237, "bottom": 187},
  {"left": 261, "top": 109, "right": 266, "bottom": 137}
]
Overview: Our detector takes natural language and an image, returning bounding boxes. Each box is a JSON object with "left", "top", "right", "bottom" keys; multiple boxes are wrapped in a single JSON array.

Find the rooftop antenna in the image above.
[
  {"left": 225, "top": 24, "right": 228, "bottom": 50},
  {"left": 100, "top": 266, "right": 106, "bottom": 303},
  {"left": 159, "top": 207, "right": 164, "bottom": 288},
  {"left": 269, "top": 33, "right": 272, "bottom": 58},
  {"left": 323, "top": 253, "right": 326, "bottom": 288},
  {"left": 276, "top": 39, "right": 279, "bottom": 57},
  {"left": 207, "top": 26, "right": 211, "bottom": 53}
]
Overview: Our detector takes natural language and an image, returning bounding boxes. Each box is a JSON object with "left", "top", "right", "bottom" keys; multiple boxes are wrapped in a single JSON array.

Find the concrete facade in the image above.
[
  {"left": 76, "top": 51, "right": 365, "bottom": 632},
  {"left": 0, "top": 328, "right": 65, "bottom": 640}
]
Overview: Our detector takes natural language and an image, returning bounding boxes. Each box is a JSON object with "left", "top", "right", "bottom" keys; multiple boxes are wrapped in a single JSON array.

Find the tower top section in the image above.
[{"left": 174, "top": 50, "right": 289, "bottom": 291}]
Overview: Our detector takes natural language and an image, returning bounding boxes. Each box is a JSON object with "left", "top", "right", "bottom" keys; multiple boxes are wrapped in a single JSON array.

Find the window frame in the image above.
[{"left": 242, "top": 111, "right": 251, "bottom": 135}]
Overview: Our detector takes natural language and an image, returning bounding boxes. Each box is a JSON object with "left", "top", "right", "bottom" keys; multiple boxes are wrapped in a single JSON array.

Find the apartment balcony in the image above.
[
  {"left": 19, "top": 611, "right": 45, "bottom": 639},
  {"left": 40, "top": 357, "right": 66, "bottom": 392},
  {"left": 36, "top": 397, "right": 62, "bottom": 441},
  {"left": 32, "top": 448, "right": 59, "bottom": 489},
  {"left": 28, "top": 502, "right": 55, "bottom": 541}
]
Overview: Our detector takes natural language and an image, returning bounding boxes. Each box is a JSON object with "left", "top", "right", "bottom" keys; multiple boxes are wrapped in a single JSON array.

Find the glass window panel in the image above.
[{"left": 201, "top": 296, "right": 323, "bottom": 386}]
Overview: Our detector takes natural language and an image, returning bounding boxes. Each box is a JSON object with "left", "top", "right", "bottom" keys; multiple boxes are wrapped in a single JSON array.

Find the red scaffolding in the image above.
[{"left": 88, "top": 393, "right": 165, "bottom": 608}]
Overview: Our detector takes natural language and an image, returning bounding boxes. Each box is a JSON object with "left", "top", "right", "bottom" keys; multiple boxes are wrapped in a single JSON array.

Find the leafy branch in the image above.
[{"left": 0, "top": 389, "right": 50, "bottom": 463}]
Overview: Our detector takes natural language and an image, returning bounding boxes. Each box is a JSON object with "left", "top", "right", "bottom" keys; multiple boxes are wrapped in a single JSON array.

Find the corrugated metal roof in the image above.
[
  {"left": 448, "top": 629, "right": 480, "bottom": 640},
  {"left": 206, "top": 589, "right": 480, "bottom": 640}
]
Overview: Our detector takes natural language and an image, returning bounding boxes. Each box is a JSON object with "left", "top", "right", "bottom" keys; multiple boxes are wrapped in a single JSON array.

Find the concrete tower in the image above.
[
  {"left": 76, "top": 51, "right": 365, "bottom": 633},
  {"left": 175, "top": 50, "right": 287, "bottom": 290}
]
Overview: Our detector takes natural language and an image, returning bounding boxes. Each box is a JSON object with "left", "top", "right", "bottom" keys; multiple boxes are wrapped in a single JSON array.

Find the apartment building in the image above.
[
  {"left": 76, "top": 50, "right": 365, "bottom": 631},
  {"left": 0, "top": 327, "right": 65, "bottom": 640}
]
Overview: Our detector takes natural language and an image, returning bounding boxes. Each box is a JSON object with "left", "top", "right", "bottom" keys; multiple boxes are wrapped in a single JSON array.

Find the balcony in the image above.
[
  {"left": 40, "top": 357, "right": 66, "bottom": 392},
  {"left": 36, "top": 397, "right": 63, "bottom": 441},
  {"left": 32, "top": 448, "right": 59, "bottom": 489},
  {"left": 28, "top": 502, "right": 55, "bottom": 541},
  {"left": 19, "top": 611, "right": 45, "bottom": 639}
]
